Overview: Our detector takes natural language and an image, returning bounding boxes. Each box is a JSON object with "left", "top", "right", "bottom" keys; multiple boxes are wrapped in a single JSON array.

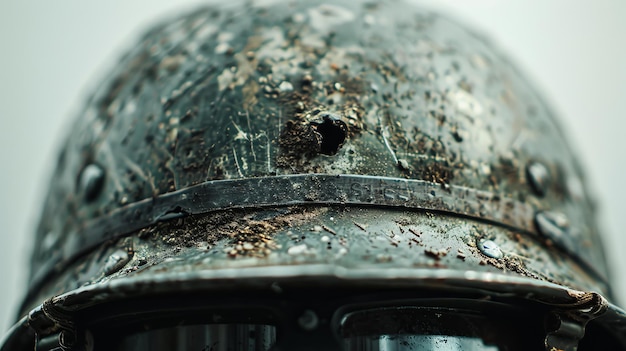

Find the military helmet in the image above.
[{"left": 3, "top": 0, "right": 625, "bottom": 350}]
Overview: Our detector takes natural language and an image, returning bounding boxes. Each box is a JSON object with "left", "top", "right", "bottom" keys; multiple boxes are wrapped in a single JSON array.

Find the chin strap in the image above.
[
  {"left": 29, "top": 297, "right": 79, "bottom": 351},
  {"left": 544, "top": 290, "right": 608, "bottom": 351}
]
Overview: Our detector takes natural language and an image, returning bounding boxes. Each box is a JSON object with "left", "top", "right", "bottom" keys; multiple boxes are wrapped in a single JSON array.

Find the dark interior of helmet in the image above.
[{"left": 79, "top": 290, "right": 549, "bottom": 351}]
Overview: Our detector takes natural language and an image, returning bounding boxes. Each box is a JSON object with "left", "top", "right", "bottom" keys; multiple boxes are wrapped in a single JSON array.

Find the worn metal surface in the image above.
[
  {"left": 30, "top": 0, "right": 605, "bottom": 295},
  {"left": 23, "top": 207, "right": 608, "bottom": 309},
  {"left": 12, "top": 0, "right": 626, "bottom": 348}
]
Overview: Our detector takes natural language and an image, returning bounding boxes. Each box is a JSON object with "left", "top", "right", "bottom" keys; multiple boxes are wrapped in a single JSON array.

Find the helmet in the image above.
[{"left": 3, "top": 0, "right": 625, "bottom": 350}]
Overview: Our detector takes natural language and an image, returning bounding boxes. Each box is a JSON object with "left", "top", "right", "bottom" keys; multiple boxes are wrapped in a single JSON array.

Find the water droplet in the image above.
[
  {"left": 478, "top": 239, "right": 503, "bottom": 259},
  {"left": 298, "top": 310, "right": 319, "bottom": 331},
  {"left": 526, "top": 161, "right": 550, "bottom": 197},
  {"left": 79, "top": 163, "right": 105, "bottom": 202},
  {"left": 104, "top": 249, "right": 131, "bottom": 276}
]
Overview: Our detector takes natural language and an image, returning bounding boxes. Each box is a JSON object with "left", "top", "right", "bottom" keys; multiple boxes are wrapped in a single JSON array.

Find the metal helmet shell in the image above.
[{"left": 4, "top": 0, "right": 626, "bottom": 349}]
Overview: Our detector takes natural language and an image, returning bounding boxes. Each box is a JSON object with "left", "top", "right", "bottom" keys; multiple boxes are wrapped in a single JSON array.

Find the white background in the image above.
[{"left": 1, "top": 0, "right": 625, "bottom": 334}]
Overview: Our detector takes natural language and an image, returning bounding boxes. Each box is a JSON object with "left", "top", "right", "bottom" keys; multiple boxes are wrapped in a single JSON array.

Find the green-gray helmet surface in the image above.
[{"left": 4, "top": 0, "right": 626, "bottom": 350}]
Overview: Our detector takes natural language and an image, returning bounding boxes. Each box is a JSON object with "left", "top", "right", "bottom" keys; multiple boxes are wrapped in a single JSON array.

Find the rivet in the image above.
[
  {"left": 79, "top": 163, "right": 105, "bottom": 202},
  {"left": 104, "top": 249, "right": 131, "bottom": 276},
  {"left": 535, "top": 211, "right": 569, "bottom": 238},
  {"left": 526, "top": 161, "right": 551, "bottom": 197},
  {"left": 478, "top": 239, "right": 503, "bottom": 259},
  {"left": 534, "top": 211, "right": 576, "bottom": 253}
]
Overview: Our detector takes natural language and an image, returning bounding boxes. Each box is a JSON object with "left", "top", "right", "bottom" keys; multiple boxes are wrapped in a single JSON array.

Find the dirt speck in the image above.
[
  {"left": 456, "top": 249, "right": 466, "bottom": 260},
  {"left": 425, "top": 247, "right": 449, "bottom": 260},
  {"left": 353, "top": 221, "right": 367, "bottom": 231}
]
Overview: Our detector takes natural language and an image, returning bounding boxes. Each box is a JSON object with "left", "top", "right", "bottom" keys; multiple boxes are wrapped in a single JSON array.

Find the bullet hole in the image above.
[{"left": 312, "top": 115, "right": 348, "bottom": 155}]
